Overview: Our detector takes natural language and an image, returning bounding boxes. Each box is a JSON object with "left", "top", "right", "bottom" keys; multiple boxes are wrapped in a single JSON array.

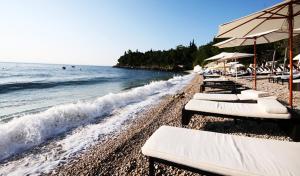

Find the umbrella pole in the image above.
[
  {"left": 283, "top": 48, "right": 287, "bottom": 76},
  {"left": 253, "top": 38, "right": 257, "bottom": 90},
  {"left": 288, "top": 2, "right": 293, "bottom": 108},
  {"left": 223, "top": 61, "right": 226, "bottom": 76},
  {"left": 235, "top": 58, "right": 237, "bottom": 81},
  {"left": 272, "top": 50, "right": 276, "bottom": 75}
]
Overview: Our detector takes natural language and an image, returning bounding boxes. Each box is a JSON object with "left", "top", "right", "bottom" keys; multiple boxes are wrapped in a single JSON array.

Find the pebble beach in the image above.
[{"left": 49, "top": 74, "right": 299, "bottom": 176}]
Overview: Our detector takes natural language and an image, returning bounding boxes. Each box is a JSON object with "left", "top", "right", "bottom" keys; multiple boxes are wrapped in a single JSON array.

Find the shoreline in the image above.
[
  {"left": 49, "top": 74, "right": 297, "bottom": 175},
  {"left": 49, "top": 74, "right": 200, "bottom": 175}
]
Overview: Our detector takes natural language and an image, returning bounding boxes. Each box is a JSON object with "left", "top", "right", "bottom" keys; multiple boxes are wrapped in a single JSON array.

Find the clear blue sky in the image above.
[{"left": 0, "top": 0, "right": 282, "bottom": 66}]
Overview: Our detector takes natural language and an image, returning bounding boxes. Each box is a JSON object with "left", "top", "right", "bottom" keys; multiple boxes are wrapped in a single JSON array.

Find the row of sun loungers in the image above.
[
  {"left": 141, "top": 77, "right": 300, "bottom": 175},
  {"left": 237, "top": 66, "right": 297, "bottom": 78}
]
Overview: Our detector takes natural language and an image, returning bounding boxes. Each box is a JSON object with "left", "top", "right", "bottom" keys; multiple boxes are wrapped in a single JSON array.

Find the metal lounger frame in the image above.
[
  {"left": 200, "top": 81, "right": 243, "bottom": 93},
  {"left": 181, "top": 106, "right": 300, "bottom": 141}
]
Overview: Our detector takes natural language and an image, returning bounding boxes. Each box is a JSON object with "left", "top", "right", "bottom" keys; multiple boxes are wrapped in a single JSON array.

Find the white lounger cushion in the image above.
[
  {"left": 193, "top": 93, "right": 277, "bottom": 101},
  {"left": 142, "top": 126, "right": 300, "bottom": 176},
  {"left": 270, "top": 75, "right": 281, "bottom": 78},
  {"left": 237, "top": 94, "right": 277, "bottom": 100},
  {"left": 258, "top": 99, "right": 288, "bottom": 114},
  {"left": 193, "top": 93, "right": 239, "bottom": 101},
  {"left": 241, "top": 90, "right": 269, "bottom": 98},
  {"left": 293, "top": 79, "right": 300, "bottom": 83},
  {"left": 203, "top": 78, "right": 229, "bottom": 82},
  {"left": 185, "top": 99, "right": 290, "bottom": 119}
]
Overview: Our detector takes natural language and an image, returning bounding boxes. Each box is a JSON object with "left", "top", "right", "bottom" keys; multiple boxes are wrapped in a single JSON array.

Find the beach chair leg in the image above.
[
  {"left": 149, "top": 157, "right": 155, "bottom": 176},
  {"left": 278, "top": 120, "right": 291, "bottom": 136},
  {"left": 181, "top": 109, "right": 192, "bottom": 126},
  {"left": 200, "top": 85, "right": 205, "bottom": 92},
  {"left": 231, "top": 88, "right": 237, "bottom": 94},
  {"left": 290, "top": 122, "right": 300, "bottom": 142}
]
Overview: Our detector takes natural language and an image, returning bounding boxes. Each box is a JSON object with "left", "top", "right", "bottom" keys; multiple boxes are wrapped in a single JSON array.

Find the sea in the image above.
[{"left": 0, "top": 62, "right": 194, "bottom": 175}]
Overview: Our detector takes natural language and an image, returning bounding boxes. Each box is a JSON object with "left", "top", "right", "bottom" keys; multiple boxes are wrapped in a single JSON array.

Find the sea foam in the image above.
[{"left": 0, "top": 74, "right": 194, "bottom": 163}]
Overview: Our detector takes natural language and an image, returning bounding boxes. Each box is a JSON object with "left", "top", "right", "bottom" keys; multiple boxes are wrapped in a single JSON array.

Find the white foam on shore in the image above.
[{"left": 0, "top": 74, "right": 194, "bottom": 175}]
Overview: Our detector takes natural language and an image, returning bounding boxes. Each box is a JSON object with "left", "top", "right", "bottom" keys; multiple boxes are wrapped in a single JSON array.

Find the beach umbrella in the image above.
[
  {"left": 205, "top": 52, "right": 253, "bottom": 75},
  {"left": 215, "top": 28, "right": 300, "bottom": 48},
  {"left": 218, "top": 52, "right": 254, "bottom": 62},
  {"left": 216, "top": 0, "right": 300, "bottom": 107},
  {"left": 218, "top": 53, "right": 253, "bottom": 79},
  {"left": 205, "top": 52, "right": 233, "bottom": 75},
  {"left": 293, "top": 53, "right": 300, "bottom": 60},
  {"left": 214, "top": 28, "right": 300, "bottom": 90},
  {"left": 205, "top": 52, "right": 253, "bottom": 62},
  {"left": 205, "top": 52, "right": 232, "bottom": 61}
]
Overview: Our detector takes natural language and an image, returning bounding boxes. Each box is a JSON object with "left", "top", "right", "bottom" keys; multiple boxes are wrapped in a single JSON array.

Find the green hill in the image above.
[{"left": 115, "top": 36, "right": 300, "bottom": 71}]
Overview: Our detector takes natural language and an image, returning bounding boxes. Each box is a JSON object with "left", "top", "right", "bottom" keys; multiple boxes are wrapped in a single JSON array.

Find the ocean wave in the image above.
[
  {"left": 0, "top": 77, "right": 116, "bottom": 94},
  {"left": 0, "top": 74, "right": 194, "bottom": 161}
]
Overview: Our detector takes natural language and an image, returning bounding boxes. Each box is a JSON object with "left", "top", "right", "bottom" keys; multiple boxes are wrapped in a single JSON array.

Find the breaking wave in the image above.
[{"left": 0, "top": 74, "right": 194, "bottom": 162}]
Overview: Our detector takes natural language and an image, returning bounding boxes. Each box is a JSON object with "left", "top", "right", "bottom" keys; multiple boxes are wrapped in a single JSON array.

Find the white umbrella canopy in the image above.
[
  {"left": 293, "top": 53, "right": 300, "bottom": 60},
  {"left": 205, "top": 52, "right": 253, "bottom": 61},
  {"left": 205, "top": 52, "right": 253, "bottom": 75},
  {"left": 218, "top": 52, "right": 254, "bottom": 62},
  {"left": 215, "top": 0, "right": 300, "bottom": 107},
  {"left": 216, "top": 0, "right": 300, "bottom": 39},
  {"left": 205, "top": 52, "right": 232, "bottom": 61},
  {"left": 214, "top": 28, "right": 300, "bottom": 48}
]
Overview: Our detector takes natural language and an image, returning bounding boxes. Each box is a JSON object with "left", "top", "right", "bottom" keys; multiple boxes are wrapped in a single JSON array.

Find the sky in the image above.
[{"left": 0, "top": 0, "right": 282, "bottom": 66}]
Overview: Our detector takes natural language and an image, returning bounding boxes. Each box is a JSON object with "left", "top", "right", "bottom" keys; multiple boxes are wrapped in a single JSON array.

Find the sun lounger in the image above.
[
  {"left": 183, "top": 98, "right": 291, "bottom": 122},
  {"left": 193, "top": 90, "right": 277, "bottom": 102},
  {"left": 142, "top": 126, "right": 300, "bottom": 176},
  {"left": 278, "top": 73, "right": 300, "bottom": 84},
  {"left": 200, "top": 78, "right": 242, "bottom": 93},
  {"left": 181, "top": 98, "right": 295, "bottom": 127}
]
